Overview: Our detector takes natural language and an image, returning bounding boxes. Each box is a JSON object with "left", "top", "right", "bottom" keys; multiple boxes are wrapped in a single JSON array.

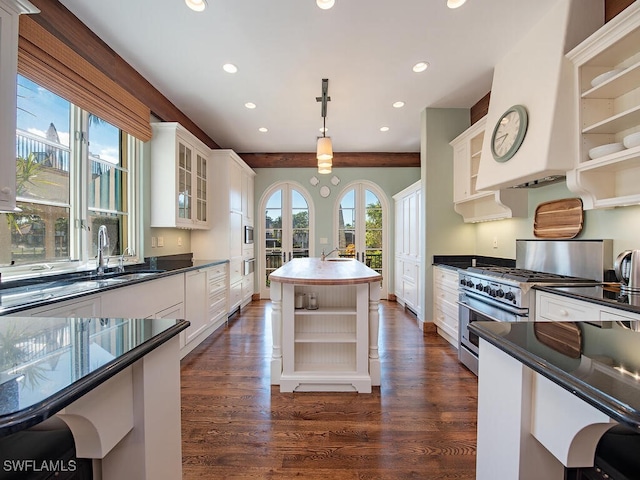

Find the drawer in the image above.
[
  {"left": 434, "top": 267, "right": 459, "bottom": 290},
  {"left": 434, "top": 283, "right": 458, "bottom": 306},
  {"left": 207, "top": 263, "right": 227, "bottom": 279},
  {"left": 536, "top": 292, "right": 599, "bottom": 322},
  {"left": 403, "top": 262, "right": 418, "bottom": 282},
  {"left": 599, "top": 308, "right": 640, "bottom": 322},
  {"left": 208, "top": 276, "right": 227, "bottom": 296},
  {"left": 209, "top": 295, "right": 227, "bottom": 319}
]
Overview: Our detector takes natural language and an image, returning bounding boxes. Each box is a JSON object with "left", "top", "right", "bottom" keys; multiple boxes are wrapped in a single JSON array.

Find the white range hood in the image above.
[{"left": 476, "top": 0, "right": 603, "bottom": 191}]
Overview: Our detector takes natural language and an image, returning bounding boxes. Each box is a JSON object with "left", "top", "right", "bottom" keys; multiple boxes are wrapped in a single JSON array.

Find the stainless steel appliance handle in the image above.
[
  {"left": 462, "top": 289, "right": 528, "bottom": 316},
  {"left": 457, "top": 301, "right": 503, "bottom": 323}
]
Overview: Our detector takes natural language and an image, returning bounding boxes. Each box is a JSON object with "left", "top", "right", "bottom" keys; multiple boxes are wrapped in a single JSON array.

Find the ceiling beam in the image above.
[{"left": 237, "top": 152, "right": 420, "bottom": 169}]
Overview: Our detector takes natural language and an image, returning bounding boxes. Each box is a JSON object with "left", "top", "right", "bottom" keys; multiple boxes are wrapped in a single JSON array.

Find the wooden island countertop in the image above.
[{"left": 269, "top": 257, "right": 381, "bottom": 285}]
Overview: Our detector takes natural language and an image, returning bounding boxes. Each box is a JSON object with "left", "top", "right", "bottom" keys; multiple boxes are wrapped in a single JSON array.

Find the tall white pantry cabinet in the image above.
[
  {"left": 393, "top": 180, "right": 423, "bottom": 320},
  {"left": 192, "top": 149, "right": 255, "bottom": 313}
]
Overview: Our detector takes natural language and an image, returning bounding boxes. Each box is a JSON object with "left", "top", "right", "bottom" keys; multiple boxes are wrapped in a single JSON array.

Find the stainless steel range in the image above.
[{"left": 457, "top": 240, "right": 613, "bottom": 375}]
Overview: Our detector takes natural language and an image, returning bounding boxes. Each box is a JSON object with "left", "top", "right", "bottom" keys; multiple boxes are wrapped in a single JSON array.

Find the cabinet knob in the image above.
[{"left": 559, "top": 309, "right": 569, "bottom": 317}]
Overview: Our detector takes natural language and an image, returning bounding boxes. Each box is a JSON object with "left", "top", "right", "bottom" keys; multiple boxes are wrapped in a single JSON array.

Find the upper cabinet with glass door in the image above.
[{"left": 150, "top": 122, "right": 210, "bottom": 229}]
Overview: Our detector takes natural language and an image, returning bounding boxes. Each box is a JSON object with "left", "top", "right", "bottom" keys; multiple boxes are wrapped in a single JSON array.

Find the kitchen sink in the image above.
[{"left": 326, "top": 258, "right": 352, "bottom": 262}]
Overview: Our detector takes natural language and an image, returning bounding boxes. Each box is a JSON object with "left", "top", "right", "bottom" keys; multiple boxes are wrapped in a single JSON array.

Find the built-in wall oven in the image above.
[{"left": 244, "top": 225, "right": 254, "bottom": 244}]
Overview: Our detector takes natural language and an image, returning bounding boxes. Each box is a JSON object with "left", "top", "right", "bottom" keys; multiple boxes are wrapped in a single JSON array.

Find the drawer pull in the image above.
[{"left": 559, "top": 309, "right": 569, "bottom": 317}]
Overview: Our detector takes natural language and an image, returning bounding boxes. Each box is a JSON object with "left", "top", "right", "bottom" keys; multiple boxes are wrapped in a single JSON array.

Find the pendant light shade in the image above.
[
  {"left": 185, "top": 0, "right": 207, "bottom": 11},
  {"left": 317, "top": 136, "right": 333, "bottom": 162},
  {"left": 317, "top": 161, "right": 332, "bottom": 174}
]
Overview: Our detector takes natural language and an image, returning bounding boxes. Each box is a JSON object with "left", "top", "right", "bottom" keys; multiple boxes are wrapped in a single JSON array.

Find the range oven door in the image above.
[{"left": 458, "top": 290, "right": 528, "bottom": 375}]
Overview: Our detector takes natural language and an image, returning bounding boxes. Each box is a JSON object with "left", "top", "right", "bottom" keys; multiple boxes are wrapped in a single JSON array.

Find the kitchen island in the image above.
[
  {"left": 0, "top": 315, "right": 188, "bottom": 479},
  {"left": 471, "top": 320, "right": 640, "bottom": 479},
  {"left": 269, "top": 258, "right": 382, "bottom": 393}
]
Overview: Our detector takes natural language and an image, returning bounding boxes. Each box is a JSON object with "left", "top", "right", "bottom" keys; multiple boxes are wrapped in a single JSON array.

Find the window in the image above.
[{"left": 0, "top": 75, "right": 139, "bottom": 270}]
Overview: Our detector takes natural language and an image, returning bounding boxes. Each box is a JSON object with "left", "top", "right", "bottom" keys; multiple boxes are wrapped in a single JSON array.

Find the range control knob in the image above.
[
  {"left": 483, "top": 285, "right": 491, "bottom": 293},
  {"left": 496, "top": 289, "right": 505, "bottom": 298},
  {"left": 466, "top": 280, "right": 475, "bottom": 288},
  {"left": 505, "top": 291, "right": 515, "bottom": 302},
  {"left": 476, "top": 283, "right": 483, "bottom": 291},
  {"left": 489, "top": 288, "right": 497, "bottom": 297},
  {"left": 460, "top": 278, "right": 465, "bottom": 286}
]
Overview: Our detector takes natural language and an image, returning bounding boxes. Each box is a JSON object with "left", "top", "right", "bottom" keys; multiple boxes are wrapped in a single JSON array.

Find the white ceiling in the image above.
[{"left": 58, "top": 0, "right": 558, "bottom": 154}]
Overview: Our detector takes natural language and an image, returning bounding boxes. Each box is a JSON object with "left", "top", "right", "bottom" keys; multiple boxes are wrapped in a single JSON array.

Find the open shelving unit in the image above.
[{"left": 567, "top": 2, "right": 640, "bottom": 209}]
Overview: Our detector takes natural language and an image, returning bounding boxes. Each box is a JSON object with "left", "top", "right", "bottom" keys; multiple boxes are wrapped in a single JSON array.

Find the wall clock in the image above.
[{"left": 491, "top": 104, "right": 528, "bottom": 163}]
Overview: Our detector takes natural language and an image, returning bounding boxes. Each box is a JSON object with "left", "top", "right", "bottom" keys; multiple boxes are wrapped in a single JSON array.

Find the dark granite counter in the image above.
[
  {"left": 0, "top": 257, "right": 228, "bottom": 316},
  {"left": 471, "top": 320, "right": 640, "bottom": 430},
  {"left": 432, "top": 254, "right": 515, "bottom": 270},
  {"left": 0, "top": 316, "right": 189, "bottom": 437},
  {"left": 535, "top": 284, "right": 640, "bottom": 316}
]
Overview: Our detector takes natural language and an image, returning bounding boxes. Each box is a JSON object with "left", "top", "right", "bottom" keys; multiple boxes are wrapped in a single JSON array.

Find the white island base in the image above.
[{"left": 269, "top": 258, "right": 381, "bottom": 393}]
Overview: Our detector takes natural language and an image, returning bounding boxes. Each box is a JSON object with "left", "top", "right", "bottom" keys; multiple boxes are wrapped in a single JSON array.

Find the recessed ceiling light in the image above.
[
  {"left": 393, "top": 101, "right": 405, "bottom": 108},
  {"left": 319, "top": 127, "right": 328, "bottom": 133},
  {"left": 185, "top": 0, "right": 207, "bottom": 12},
  {"left": 317, "top": 0, "right": 335, "bottom": 10},
  {"left": 412, "top": 62, "right": 429, "bottom": 73},
  {"left": 380, "top": 126, "right": 390, "bottom": 132},
  {"left": 223, "top": 63, "right": 238, "bottom": 74},
  {"left": 447, "top": 0, "right": 467, "bottom": 8},
  {"left": 245, "top": 102, "right": 256, "bottom": 109},
  {"left": 259, "top": 127, "right": 268, "bottom": 133}
]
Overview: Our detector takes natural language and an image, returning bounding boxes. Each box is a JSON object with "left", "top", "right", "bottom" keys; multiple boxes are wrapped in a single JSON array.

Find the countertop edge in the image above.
[
  {"left": 470, "top": 321, "right": 640, "bottom": 430},
  {"left": 0, "top": 319, "right": 190, "bottom": 438},
  {"left": 0, "top": 259, "right": 229, "bottom": 316}
]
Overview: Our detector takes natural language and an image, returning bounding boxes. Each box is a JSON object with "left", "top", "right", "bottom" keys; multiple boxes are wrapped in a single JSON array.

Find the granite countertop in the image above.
[
  {"left": 535, "top": 285, "right": 640, "bottom": 316},
  {"left": 432, "top": 255, "right": 516, "bottom": 270},
  {"left": 0, "top": 258, "right": 228, "bottom": 316},
  {"left": 0, "top": 316, "right": 189, "bottom": 437},
  {"left": 269, "top": 257, "right": 381, "bottom": 285},
  {"left": 471, "top": 320, "right": 640, "bottom": 430}
]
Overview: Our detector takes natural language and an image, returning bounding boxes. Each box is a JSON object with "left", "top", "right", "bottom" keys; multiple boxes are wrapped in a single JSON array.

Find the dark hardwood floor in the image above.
[{"left": 180, "top": 300, "right": 478, "bottom": 479}]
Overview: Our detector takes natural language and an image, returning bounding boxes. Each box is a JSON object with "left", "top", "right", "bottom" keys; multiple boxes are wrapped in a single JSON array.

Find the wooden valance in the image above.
[{"left": 17, "top": 16, "right": 152, "bottom": 142}]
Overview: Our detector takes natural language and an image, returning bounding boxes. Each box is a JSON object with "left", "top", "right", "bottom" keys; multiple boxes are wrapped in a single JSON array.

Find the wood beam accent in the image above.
[
  {"left": 24, "top": 0, "right": 219, "bottom": 149},
  {"left": 470, "top": 92, "right": 490, "bottom": 126},
  {"left": 605, "top": 0, "right": 636, "bottom": 22},
  {"left": 237, "top": 152, "right": 420, "bottom": 169}
]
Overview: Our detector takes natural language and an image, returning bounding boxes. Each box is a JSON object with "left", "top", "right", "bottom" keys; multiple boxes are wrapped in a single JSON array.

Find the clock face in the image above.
[{"left": 491, "top": 105, "right": 528, "bottom": 162}]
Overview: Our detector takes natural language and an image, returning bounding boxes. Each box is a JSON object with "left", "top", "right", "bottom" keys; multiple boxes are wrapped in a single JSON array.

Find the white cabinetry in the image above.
[
  {"left": 0, "top": 0, "right": 38, "bottom": 211},
  {"left": 450, "top": 117, "right": 527, "bottom": 223},
  {"left": 535, "top": 290, "right": 640, "bottom": 323},
  {"left": 28, "top": 296, "right": 101, "bottom": 318},
  {"left": 192, "top": 150, "right": 256, "bottom": 314},
  {"left": 393, "top": 180, "right": 422, "bottom": 319},
  {"left": 150, "top": 122, "right": 210, "bottom": 229},
  {"left": 432, "top": 266, "right": 459, "bottom": 347},
  {"left": 181, "top": 263, "right": 228, "bottom": 356},
  {"left": 567, "top": 3, "right": 640, "bottom": 209}
]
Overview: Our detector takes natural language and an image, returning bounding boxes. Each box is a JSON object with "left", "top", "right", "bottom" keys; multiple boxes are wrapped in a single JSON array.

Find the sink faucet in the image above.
[
  {"left": 117, "top": 247, "right": 133, "bottom": 273},
  {"left": 321, "top": 247, "right": 339, "bottom": 261},
  {"left": 97, "top": 225, "right": 109, "bottom": 276}
]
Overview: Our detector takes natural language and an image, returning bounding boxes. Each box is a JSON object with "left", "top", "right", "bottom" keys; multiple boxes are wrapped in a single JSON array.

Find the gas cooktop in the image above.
[{"left": 466, "top": 266, "right": 595, "bottom": 283}]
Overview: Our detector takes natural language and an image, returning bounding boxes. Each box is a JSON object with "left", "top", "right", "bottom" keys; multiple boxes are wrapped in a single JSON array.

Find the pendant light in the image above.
[
  {"left": 185, "top": 0, "right": 207, "bottom": 12},
  {"left": 316, "top": 78, "right": 333, "bottom": 174}
]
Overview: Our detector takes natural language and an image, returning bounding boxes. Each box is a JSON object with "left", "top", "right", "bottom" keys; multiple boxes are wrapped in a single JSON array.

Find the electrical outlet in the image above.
[
  {"left": 320, "top": 237, "right": 328, "bottom": 245},
  {"left": 493, "top": 237, "right": 498, "bottom": 249},
  {"left": 158, "top": 236, "right": 164, "bottom": 247},
  {"left": 178, "top": 236, "right": 182, "bottom": 247},
  {"left": 151, "top": 237, "right": 157, "bottom": 248}
]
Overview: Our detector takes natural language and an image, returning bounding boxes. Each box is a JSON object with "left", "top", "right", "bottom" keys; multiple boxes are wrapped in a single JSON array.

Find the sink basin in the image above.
[
  {"left": 112, "top": 272, "right": 159, "bottom": 281},
  {"left": 326, "top": 258, "right": 352, "bottom": 262}
]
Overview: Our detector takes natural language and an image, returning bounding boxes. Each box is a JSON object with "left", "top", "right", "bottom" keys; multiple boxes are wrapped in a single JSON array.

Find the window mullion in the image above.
[{"left": 71, "top": 106, "right": 88, "bottom": 264}]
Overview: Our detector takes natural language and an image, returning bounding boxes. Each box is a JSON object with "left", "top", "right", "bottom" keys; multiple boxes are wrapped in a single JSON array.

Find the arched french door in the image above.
[
  {"left": 259, "top": 182, "right": 314, "bottom": 298},
  {"left": 335, "top": 181, "right": 388, "bottom": 297}
]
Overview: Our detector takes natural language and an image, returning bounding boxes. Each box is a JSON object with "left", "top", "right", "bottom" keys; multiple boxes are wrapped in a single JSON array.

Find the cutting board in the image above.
[
  {"left": 534, "top": 322, "right": 582, "bottom": 359},
  {"left": 533, "top": 198, "right": 583, "bottom": 239}
]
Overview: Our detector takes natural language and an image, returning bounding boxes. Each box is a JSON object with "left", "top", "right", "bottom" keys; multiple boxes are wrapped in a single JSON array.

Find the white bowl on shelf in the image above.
[
  {"left": 588, "top": 142, "right": 625, "bottom": 160},
  {"left": 590, "top": 68, "right": 625, "bottom": 88},
  {"left": 623, "top": 132, "right": 640, "bottom": 149}
]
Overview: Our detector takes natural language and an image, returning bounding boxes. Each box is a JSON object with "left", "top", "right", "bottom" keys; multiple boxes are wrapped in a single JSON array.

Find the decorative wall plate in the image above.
[
  {"left": 330, "top": 175, "right": 340, "bottom": 186},
  {"left": 320, "top": 185, "right": 331, "bottom": 198},
  {"left": 309, "top": 176, "right": 319, "bottom": 186}
]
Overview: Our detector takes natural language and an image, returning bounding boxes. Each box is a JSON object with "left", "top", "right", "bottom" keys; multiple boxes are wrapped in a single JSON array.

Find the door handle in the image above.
[
  {"left": 282, "top": 252, "right": 285, "bottom": 263},
  {"left": 288, "top": 252, "right": 292, "bottom": 261}
]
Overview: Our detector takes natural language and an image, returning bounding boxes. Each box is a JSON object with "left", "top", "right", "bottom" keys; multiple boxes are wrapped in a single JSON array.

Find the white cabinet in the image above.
[
  {"left": 393, "top": 180, "right": 423, "bottom": 319},
  {"left": 28, "top": 296, "right": 101, "bottom": 318},
  {"left": 535, "top": 290, "right": 640, "bottom": 324},
  {"left": 150, "top": 122, "right": 210, "bottom": 229},
  {"left": 567, "top": 3, "right": 640, "bottom": 209},
  {"left": 432, "top": 266, "right": 459, "bottom": 347},
  {"left": 449, "top": 117, "right": 527, "bottom": 223},
  {"left": 192, "top": 149, "right": 256, "bottom": 314},
  {"left": 0, "top": 0, "right": 38, "bottom": 211},
  {"left": 183, "top": 264, "right": 229, "bottom": 349}
]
